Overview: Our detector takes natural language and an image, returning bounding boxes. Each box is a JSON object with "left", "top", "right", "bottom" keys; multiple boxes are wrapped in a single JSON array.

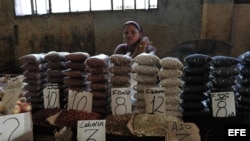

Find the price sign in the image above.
[
  {"left": 77, "top": 120, "right": 106, "bottom": 141},
  {"left": 111, "top": 87, "right": 132, "bottom": 115},
  {"left": 0, "top": 112, "right": 33, "bottom": 141},
  {"left": 67, "top": 90, "right": 93, "bottom": 112},
  {"left": 211, "top": 91, "right": 236, "bottom": 117},
  {"left": 166, "top": 121, "right": 200, "bottom": 141},
  {"left": 2, "top": 78, "right": 23, "bottom": 115},
  {"left": 144, "top": 87, "right": 166, "bottom": 114},
  {"left": 43, "top": 83, "right": 60, "bottom": 108}
]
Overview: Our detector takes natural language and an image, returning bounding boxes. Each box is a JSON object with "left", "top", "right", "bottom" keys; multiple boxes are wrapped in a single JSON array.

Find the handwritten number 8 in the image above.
[
  {"left": 216, "top": 101, "right": 227, "bottom": 117},
  {"left": 114, "top": 97, "right": 127, "bottom": 115}
]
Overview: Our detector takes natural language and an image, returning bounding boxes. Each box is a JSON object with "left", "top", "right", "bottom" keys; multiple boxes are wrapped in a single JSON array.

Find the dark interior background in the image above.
[{"left": 0, "top": 0, "right": 249, "bottom": 73}]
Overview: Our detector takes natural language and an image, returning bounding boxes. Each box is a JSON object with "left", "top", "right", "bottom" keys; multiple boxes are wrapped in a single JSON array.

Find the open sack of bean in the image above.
[
  {"left": 126, "top": 113, "right": 200, "bottom": 141},
  {"left": 32, "top": 108, "right": 101, "bottom": 129},
  {"left": 105, "top": 114, "right": 134, "bottom": 136},
  {"left": 127, "top": 113, "right": 183, "bottom": 136}
]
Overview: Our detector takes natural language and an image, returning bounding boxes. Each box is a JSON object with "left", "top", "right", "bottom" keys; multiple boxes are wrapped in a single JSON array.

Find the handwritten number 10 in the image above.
[
  {"left": 71, "top": 92, "right": 87, "bottom": 110},
  {"left": 46, "top": 90, "right": 57, "bottom": 108}
]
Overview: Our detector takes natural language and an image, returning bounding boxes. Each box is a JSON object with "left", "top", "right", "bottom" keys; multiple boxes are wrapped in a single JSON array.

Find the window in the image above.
[
  {"left": 14, "top": 0, "right": 158, "bottom": 16},
  {"left": 34, "top": 0, "right": 49, "bottom": 15}
]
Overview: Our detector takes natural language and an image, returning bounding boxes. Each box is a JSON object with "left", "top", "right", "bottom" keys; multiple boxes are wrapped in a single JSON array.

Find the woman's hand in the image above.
[
  {"left": 131, "top": 36, "right": 152, "bottom": 58},
  {"left": 139, "top": 36, "right": 153, "bottom": 47}
]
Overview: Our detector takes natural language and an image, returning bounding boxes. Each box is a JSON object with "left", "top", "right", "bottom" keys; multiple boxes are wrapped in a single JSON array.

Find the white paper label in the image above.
[
  {"left": 211, "top": 91, "right": 236, "bottom": 117},
  {"left": 111, "top": 87, "right": 132, "bottom": 115},
  {"left": 0, "top": 112, "right": 33, "bottom": 141},
  {"left": 144, "top": 87, "right": 166, "bottom": 114},
  {"left": 43, "top": 83, "right": 60, "bottom": 108},
  {"left": 67, "top": 90, "right": 93, "bottom": 112},
  {"left": 167, "top": 121, "right": 200, "bottom": 141},
  {"left": 77, "top": 120, "right": 106, "bottom": 141}
]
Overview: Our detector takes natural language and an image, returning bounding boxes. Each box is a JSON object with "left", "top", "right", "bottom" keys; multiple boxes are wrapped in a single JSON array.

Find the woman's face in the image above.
[{"left": 123, "top": 24, "right": 141, "bottom": 46}]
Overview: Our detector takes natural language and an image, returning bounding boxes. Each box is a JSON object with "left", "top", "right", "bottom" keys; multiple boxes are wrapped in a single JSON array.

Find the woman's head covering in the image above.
[{"left": 123, "top": 21, "right": 142, "bottom": 32}]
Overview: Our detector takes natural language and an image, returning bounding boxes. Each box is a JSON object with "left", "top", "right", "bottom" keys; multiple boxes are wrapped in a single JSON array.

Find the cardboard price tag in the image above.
[
  {"left": 111, "top": 87, "right": 132, "bottom": 115},
  {"left": 67, "top": 90, "right": 93, "bottom": 112},
  {"left": 144, "top": 87, "right": 165, "bottom": 114},
  {"left": 43, "top": 83, "right": 60, "bottom": 108},
  {"left": 211, "top": 91, "right": 236, "bottom": 117},
  {"left": 2, "top": 79, "right": 23, "bottom": 115},
  {"left": 0, "top": 112, "right": 33, "bottom": 141},
  {"left": 166, "top": 121, "right": 200, "bottom": 141},
  {"left": 77, "top": 120, "right": 106, "bottom": 141}
]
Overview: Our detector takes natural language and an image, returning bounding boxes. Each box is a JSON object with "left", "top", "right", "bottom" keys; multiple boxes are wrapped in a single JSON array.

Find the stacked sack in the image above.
[
  {"left": 158, "top": 57, "right": 184, "bottom": 118},
  {"left": 44, "top": 51, "right": 69, "bottom": 109},
  {"left": 109, "top": 54, "right": 132, "bottom": 88},
  {"left": 181, "top": 54, "right": 211, "bottom": 116},
  {"left": 84, "top": 54, "right": 111, "bottom": 117},
  {"left": 19, "top": 53, "right": 46, "bottom": 112},
  {"left": 64, "top": 52, "right": 90, "bottom": 92},
  {"left": 131, "top": 53, "right": 160, "bottom": 113},
  {"left": 236, "top": 51, "right": 250, "bottom": 114},
  {"left": 208, "top": 55, "right": 240, "bottom": 116}
]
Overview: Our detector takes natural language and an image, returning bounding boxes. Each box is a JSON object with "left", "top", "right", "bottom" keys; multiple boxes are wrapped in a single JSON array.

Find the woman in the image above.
[{"left": 113, "top": 21, "right": 156, "bottom": 58}]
